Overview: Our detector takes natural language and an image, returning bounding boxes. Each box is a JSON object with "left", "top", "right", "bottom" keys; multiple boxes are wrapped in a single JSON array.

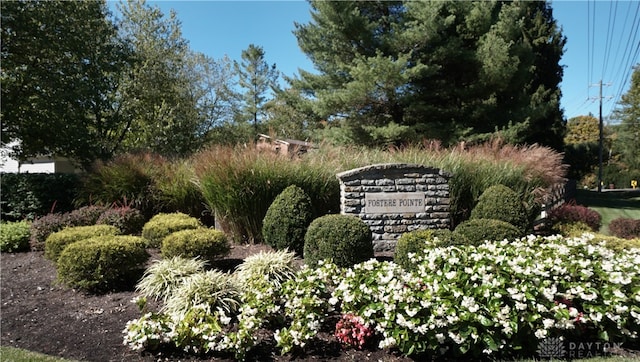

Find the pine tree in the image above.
[
  {"left": 612, "top": 65, "right": 640, "bottom": 170},
  {"left": 234, "top": 44, "right": 279, "bottom": 137},
  {"left": 292, "top": 0, "right": 566, "bottom": 149}
]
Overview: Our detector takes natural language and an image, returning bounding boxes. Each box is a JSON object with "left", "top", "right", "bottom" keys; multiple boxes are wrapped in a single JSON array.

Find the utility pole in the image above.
[{"left": 591, "top": 80, "right": 612, "bottom": 192}]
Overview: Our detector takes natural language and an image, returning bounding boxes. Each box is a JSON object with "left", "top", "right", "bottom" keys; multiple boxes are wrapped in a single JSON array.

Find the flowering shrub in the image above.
[
  {"left": 123, "top": 235, "right": 640, "bottom": 360},
  {"left": 335, "top": 313, "right": 374, "bottom": 349}
]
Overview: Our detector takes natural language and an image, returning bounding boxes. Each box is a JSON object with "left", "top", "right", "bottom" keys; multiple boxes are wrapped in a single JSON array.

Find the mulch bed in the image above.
[
  {"left": 3, "top": 244, "right": 639, "bottom": 361},
  {"left": 1, "top": 244, "right": 413, "bottom": 361}
]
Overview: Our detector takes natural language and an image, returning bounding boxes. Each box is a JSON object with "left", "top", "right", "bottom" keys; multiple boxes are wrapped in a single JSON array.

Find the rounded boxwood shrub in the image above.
[
  {"left": 470, "top": 184, "right": 528, "bottom": 233},
  {"left": 0, "top": 221, "right": 31, "bottom": 252},
  {"left": 96, "top": 206, "right": 146, "bottom": 235},
  {"left": 161, "top": 228, "right": 230, "bottom": 261},
  {"left": 262, "top": 185, "right": 313, "bottom": 255},
  {"left": 56, "top": 235, "right": 149, "bottom": 293},
  {"left": 142, "top": 212, "right": 201, "bottom": 248},
  {"left": 394, "top": 229, "right": 456, "bottom": 271},
  {"left": 453, "top": 218, "right": 523, "bottom": 245},
  {"left": 303, "top": 214, "right": 373, "bottom": 268},
  {"left": 45, "top": 225, "right": 120, "bottom": 263}
]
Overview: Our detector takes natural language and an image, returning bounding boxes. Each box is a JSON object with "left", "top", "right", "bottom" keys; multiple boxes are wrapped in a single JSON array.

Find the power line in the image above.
[
  {"left": 600, "top": 0, "right": 616, "bottom": 78},
  {"left": 607, "top": 1, "right": 640, "bottom": 120}
]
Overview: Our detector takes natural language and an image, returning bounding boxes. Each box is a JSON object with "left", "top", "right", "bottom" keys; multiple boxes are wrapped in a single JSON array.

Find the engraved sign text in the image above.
[{"left": 365, "top": 192, "right": 425, "bottom": 214}]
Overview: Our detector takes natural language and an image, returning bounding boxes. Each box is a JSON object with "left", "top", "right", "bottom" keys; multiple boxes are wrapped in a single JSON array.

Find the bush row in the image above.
[
  {"left": 41, "top": 212, "right": 231, "bottom": 293},
  {"left": 30, "top": 205, "right": 145, "bottom": 251}
]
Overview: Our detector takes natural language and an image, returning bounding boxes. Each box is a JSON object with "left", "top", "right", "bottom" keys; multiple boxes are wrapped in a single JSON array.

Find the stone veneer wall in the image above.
[{"left": 337, "top": 163, "right": 451, "bottom": 252}]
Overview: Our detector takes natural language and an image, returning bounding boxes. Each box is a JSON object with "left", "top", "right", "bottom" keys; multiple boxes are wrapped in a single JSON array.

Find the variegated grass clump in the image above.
[
  {"left": 136, "top": 256, "right": 207, "bottom": 304},
  {"left": 164, "top": 269, "right": 240, "bottom": 317},
  {"left": 234, "top": 249, "right": 300, "bottom": 289}
]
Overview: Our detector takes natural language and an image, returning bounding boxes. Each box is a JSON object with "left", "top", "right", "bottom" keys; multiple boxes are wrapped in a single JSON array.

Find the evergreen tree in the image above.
[
  {"left": 292, "top": 0, "right": 566, "bottom": 150},
  {"left": 234, "top": 44, "right": 279, "bottom": 137},
  {"left": 612, "top": 65, "right": 640, "bottom": 170}
]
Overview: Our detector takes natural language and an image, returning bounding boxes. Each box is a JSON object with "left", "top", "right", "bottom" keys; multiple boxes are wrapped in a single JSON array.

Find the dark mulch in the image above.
[
  {"left": 4, "top": 245, "right": 639, "bottom": 362},
  {"left": 0, "top": 244, "right": 412, "bottom": 362}
]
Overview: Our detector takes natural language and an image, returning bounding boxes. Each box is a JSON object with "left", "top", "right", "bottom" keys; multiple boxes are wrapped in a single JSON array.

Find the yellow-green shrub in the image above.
[
  {"left": 142, "top": 213, "right": 201, "bottom": 248},
  {"left": 161, "top": 228, "right": 230, "bottom": 262},
  {"left": 45, "top": 225, "right": 119, "bottom": 263},
  {"left": 0, "top": 221, "right": 31, "bottom": 252},
  {"left": 56, "top": 235, "right": 149, "bottom": 292}
]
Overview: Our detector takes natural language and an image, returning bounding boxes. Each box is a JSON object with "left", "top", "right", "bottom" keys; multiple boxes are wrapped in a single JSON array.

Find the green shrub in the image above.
[
  {"left": 161, "top": 228, "right": 230, "bottom": 262},
  {"left": 262, "top": 185, "right": 313, "bottom": 255},
  {"left": 303, "top": 214, "right": 373, "bottom": 268},
  {"left": 56, "top": 235, "right": 149, "bottom": 293},
  {"left": 453, "top": 218, "right": 523, "bottom": 245},
  {"left": 96, "top": 206, "right": 146, "bottom": 235},
  {"left": 393, "top": 229, "right": 456, "bottom": 271},
  {"left": 608, "top": 217, "right": 640, "bottom": 239},
  {"left": 142, "top": 213, "right": 201, "bottom": 248},
  {"left": 470, "top": 184, "right": 528, "bottom": 232},
  {"left": 136, "top": 257, "right": 207, "bottom": 303},
  {"left": 0, "top": 221, "right": 31, "bottom": 252},
  {"left": 584, "top": 233, "right": 640, "bottom": 251},
  {"left": 45, "top": 225, "right": 120, "bottom": 263},
  {"left": 553, "top": 221, "right": 592, "bottom": 237},
  {"left": 0, "top": 173, "right": 80, "bottom": 221},
  {"left": 29, "top": 213, "right": 68, "bottom": 251}
]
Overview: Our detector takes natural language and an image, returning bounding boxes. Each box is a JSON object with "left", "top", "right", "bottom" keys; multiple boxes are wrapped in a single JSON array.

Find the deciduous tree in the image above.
[{"left": 1, "top": 0, "right": 130, "bottom": 168}]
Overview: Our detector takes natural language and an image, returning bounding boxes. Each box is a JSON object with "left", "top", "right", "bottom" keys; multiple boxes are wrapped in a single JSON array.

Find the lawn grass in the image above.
[
  {"left": 575, "top": 189, "right": 640, "bottom": 234},
  {"left": 0, "top": 346, "right": 78, "bottom": 362}
]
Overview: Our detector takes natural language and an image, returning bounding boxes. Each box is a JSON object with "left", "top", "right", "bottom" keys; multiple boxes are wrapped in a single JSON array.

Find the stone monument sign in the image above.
[{"left": 336, "top": 163, "right": 451, "bottom": 252}]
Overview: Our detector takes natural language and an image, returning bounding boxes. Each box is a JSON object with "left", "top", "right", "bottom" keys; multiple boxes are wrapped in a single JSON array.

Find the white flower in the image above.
[
  {"left": 436, "top": 333, "right": 446, "bottom": 343},
  {"left": 534, "top": 329, "right": 548, "bottom": 339},
  {"left": 543, "top": 318, "right": 555, "bottom": 329},
  {"left": 448, "top": 331, "right": 464, "bottom": 344},
  {"left": 378, "top": 336, "right": 397, "bottom": 349},
  {"left": 589, "top": 311, "right": 603, "bottom": 322}
]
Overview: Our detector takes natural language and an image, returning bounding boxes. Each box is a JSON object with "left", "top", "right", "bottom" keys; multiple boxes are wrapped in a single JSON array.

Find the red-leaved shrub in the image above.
[
  {"left": 608, "top": 218, "right": 640, "bottom": 239},
  {"left": 548, "top": 201, "right": 601, "bottom": 232}
]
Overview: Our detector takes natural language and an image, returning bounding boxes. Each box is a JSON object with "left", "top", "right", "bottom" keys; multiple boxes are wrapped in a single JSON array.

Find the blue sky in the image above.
[{"left": 134, "top": 0, "right": 639, "bottom": 124}]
